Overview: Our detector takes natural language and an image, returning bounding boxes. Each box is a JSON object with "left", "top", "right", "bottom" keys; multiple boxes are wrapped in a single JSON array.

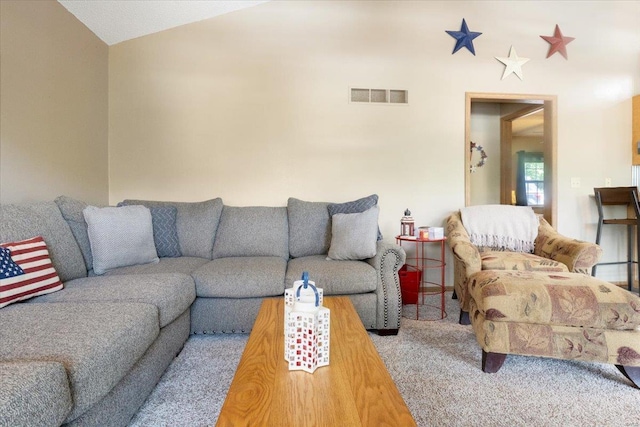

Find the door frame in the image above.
[{"left": 465, "top": 92, "right": 557, "bottom": 226}]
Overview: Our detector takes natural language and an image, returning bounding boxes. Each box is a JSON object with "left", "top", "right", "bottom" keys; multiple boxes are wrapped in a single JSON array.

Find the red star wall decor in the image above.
[{"left": 540, "top": 25, "right": 575, "bottom": 59}]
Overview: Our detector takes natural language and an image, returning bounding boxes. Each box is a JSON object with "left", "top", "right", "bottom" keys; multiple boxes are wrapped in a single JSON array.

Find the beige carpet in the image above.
[{"left": 129, "top": 293, "right": 640, "bottom": 426}]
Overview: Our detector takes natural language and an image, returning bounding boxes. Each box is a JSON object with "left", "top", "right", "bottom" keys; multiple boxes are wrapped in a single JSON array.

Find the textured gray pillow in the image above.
[
  {"left": 149, "top": 207, "right": 181, "bottom": 258},
  {"left": 327, "top": 194, "right": 383, "bottom": 240},
  {"left": 83, "top": 205, "right": 159, "bottom": 275},
  {"left": 327, "top": 206, "right": 379, "bottom": 260}
]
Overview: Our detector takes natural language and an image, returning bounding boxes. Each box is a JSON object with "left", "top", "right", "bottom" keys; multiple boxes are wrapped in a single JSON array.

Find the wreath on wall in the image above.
[{"left": 469, "top": 141, "right": 488, "bottom": 173}]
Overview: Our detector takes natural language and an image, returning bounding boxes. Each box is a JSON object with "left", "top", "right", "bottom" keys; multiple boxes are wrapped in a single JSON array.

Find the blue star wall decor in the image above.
[{"left": 445, "top": 19, "right": 482, "bottom": 56}]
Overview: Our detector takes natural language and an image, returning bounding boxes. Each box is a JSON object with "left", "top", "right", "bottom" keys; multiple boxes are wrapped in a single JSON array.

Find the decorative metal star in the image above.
[
  {"left": 495, "top": 46, "right": 530, "bottom": 80},
  {"left": 445, "top": 19, "right": 482, "bottom": 56},
  {"left": 540, "top": 25, "right": 575, "bottom": 59}
]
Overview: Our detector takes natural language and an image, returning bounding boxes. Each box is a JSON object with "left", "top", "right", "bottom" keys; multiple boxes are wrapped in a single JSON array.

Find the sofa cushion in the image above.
[
  {"left": 54, "top": 195, "right": 95, "bottom": 272},
  {"left": 287, "top": 198, "right": 332, "bottom": 258},
  {"left": 327, "top": 194, "right": 383, "bottom": 241},
  {"left": 286, "top": 256, "right": 377, "bottom": 295},
  {"left": 468, "top": 270, "right": 640, "bottom": 330},
  {"left": 31, "top": 273, "right": 195, "bottom": 327},
  {"left": 150, "top": 206, "right": 181, "bottom": 258},
  {"left": 212, "top": 206, "right": 289, "bottom": 259},
  {"left": 0, "top": 361, "right": 72, "bottom": 427},
  {"left": 480, "top": 251, "right": 569, "bottom": 272},
  {"left": 119, "top": 198, "right": 223, "bottom": 259},
  {"left": 83, "top": 205, "right": 159, "bottom": 275},
  {"left": 327, "top": 206, "right": 379, "bottom": 261},
  {"left": 0, "top": 201, "right": 86, "bottom": 282},
  {"left": 0, "top": 302, "right": 159, "bottom": 423},
  {"left": 101, "top": 256, "right": 209, "bottom": 277},
  {"left": 193, "top": 257, "right": 287, "bottom": 298},
  {"left": 1, "top": 236, "right": 63, "bottom": 308}
]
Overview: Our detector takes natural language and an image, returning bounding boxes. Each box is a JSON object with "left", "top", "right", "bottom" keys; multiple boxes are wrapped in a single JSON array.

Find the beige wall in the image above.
[
  {"left": 4, "top": 1, "right": 635, "bottom": 281},
  {"left": 0, "top": 0, "right": 109, "bottom": 205},
  {"left": 469, "top": 103, "right": 501, "bottom": 205},
  {"left": 108, "top": 1, "right": 638, "bottom": 243}
]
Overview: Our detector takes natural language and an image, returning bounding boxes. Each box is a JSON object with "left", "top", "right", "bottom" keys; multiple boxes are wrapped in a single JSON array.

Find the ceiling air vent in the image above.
[{"left": 350, "top": 88, "right": 408, "bottom": 105}]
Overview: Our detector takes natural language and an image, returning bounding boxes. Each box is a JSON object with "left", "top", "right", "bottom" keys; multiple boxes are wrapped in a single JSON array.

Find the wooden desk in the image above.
[{"left": 216, "top": 297, "right": 416, "bottom": 426}]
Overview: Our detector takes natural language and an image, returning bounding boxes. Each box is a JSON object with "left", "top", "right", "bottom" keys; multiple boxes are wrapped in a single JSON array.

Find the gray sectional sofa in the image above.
[{"left": 0, "top": 195, "right": 406, "bottom": 427}]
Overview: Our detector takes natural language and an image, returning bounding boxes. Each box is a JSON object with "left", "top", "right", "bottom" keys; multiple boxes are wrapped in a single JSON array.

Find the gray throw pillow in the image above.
[
  {"left": 327, "top": 206, "right": 379, "bottom": 260},
  {"left": 149, "top": 207, "right": 181, "bottom": 258},
  {"left": 83, "top": 205, "right": 159, "bottom": 275},
  {"left": 327, "top": 194, "right": 383, "bottom": 241}
]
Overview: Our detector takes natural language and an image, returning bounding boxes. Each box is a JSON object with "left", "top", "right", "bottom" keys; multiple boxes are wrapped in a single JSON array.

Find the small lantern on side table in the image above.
[
  {"left": 284, "top": 272, "right": 330, "bottom": 374},
  {"left": 401, "top": 209, "right": 415, "bottom": 236}
]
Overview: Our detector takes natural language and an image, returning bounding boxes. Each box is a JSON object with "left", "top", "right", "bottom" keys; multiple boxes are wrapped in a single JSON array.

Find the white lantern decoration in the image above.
[{"left": 284, "top": 272, "right": 330, "bottom": 373}]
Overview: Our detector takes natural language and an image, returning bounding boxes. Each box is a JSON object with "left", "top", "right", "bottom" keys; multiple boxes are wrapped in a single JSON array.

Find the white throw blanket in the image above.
[{"left": 460, "top": 205, "right": 539, "bottom": 253}]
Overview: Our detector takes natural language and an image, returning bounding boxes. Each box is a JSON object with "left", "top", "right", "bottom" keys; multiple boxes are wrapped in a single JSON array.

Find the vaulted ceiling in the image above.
[{"left": 57, "top": 0, "right": 269, "bottom": 45}]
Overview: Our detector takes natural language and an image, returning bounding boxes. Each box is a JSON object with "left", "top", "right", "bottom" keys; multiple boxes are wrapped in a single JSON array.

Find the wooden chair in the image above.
[{"left": 592, "top": 186, "right": 640, "bottom": 294}]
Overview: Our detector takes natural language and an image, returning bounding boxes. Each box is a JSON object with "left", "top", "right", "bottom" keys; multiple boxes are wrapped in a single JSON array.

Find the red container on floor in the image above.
[{"left": 399, "top": 265, "right": 421, "bottom": 305}]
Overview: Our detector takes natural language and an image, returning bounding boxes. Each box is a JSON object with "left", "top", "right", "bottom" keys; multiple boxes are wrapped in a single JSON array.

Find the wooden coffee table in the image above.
[{"left": 216, "top": 296, "right": 416, "bottom": 426}]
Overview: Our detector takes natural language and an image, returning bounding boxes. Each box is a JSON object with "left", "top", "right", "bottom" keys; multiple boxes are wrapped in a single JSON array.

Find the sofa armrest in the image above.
[
  {"left": 534, "top": 218, "right": 603, "bottom": 274},
  {"left": 366, "top": 241, "right": 406, "bottom": 271},
  {"left": 445, "top": 212, "right": 482, "bottom": 274},
  {"left": 445, "top": 212, "right": 483, "bottom": 315},
  {"left": 366, "top": 241, "right": 406, "bottom": 332}
]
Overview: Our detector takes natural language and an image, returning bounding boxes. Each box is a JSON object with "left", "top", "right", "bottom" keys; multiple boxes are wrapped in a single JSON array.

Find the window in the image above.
[
  {"left": 524, "top": 161, "right": 544, "bottom": 206},
  {"left": 516, "top": 151, "right": 544, "bottom": 207}
]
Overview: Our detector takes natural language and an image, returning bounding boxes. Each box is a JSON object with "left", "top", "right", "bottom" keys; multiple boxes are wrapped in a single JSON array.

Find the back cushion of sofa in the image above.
[
  {"left": 287, "top": 198, "right": 332, "bottom": 258},
  {"left": 120, "top": 198, "right": 223, "bottom": 259},
  {"left": 55, "top": 195, "right": 95, "bottom": 271},
  {"left": 0, "top": 202, "right": 87, "bottom": 282},
  {"left": 212, "top": 206, "right": 289, "bottom": 259}
]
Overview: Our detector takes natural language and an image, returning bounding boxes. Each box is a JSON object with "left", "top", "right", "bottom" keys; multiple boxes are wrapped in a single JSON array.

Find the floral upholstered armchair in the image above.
[{"left": 446, "top": 208, "right": 602, "bottom": 324}]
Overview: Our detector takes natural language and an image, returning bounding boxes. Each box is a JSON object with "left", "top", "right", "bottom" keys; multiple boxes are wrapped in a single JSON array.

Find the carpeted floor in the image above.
[{"left": 129, "top": 293, "right": 640, "bottom": 426}]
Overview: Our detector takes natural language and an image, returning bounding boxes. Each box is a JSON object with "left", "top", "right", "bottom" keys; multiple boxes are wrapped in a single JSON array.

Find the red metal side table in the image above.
[{"left": 396, "top": 235, "right": 447, "bottom": 320}]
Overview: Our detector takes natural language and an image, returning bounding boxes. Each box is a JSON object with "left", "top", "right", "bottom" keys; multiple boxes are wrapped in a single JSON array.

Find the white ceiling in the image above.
[
  {"left": 57, "top": 0, "right": 269, "bottom": 46},
  {"left": 513, "top": 110, "right": 544, "bottom": 137}
]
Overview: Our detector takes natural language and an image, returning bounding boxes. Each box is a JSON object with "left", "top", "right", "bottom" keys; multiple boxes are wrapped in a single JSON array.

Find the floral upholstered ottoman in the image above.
[{"left": 468, "top": 270, "right": 640, "bottom": 388}]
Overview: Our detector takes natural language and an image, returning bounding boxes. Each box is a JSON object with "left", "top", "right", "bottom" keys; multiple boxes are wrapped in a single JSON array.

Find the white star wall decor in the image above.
[{"left": 495, "top": 46, "right": 530, "bottom": 80}]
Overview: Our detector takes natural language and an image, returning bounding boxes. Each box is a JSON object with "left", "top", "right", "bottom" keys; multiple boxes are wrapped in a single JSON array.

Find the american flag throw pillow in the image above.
[{"left": 0, "top": 236, "right": 63, "bottom": 308}]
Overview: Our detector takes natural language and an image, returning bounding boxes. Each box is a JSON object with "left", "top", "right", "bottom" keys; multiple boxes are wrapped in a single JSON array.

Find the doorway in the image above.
[{"left": 465, "top": 92, "right": 557, "bottom": 226}]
